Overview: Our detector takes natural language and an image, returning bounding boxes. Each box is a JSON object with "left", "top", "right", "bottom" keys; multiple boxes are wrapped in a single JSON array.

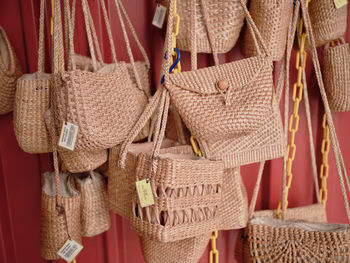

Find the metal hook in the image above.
[{"left": 161, "top": 48, "right": 181, "bottom": 84}]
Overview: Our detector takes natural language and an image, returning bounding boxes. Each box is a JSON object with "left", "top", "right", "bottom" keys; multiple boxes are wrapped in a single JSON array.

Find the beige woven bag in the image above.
[
  {"left": 163, "top": 0, "right": 285, "bottom": 169},
  {"left": 323, "top": 38, "right": 350, "bottom": 112},
  {"left": 75, "top": 171, "right": 110, "bottom": 237},
  {"left": 177, "top": 0, "right": 247, "bottom": 53},
  {"left": 0, "top": 26, "right": 23, "bottom": 115},
  {"left": 243, "top": 0, "right": 294, "bottom": 61},
  {"left": 40, "top": 171, "right": 81, "bottom": 260},
  {"left": 308, "top": 0, "right": 348, "bottom": 47},
  {"left": 52, "top": 0, "right": 150, "bottom": 152}
]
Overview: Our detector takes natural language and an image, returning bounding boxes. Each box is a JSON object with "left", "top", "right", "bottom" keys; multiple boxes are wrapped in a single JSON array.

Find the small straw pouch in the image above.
[
  {"left": 0, "top": 26, "right": 23, "bottom": 115},
  {"left": 308, "top": 0, "right": 348, "bottom": 47},
  {"left": 14, "top": 0, "right": 51, "bottom": 153},
  {"left": 40, "top": 171, "right": 81, "bottom": 260},
  {"left": 177, "top": 0, "right": 247, "bottom": 53},
  {"left": 323, "top": 38, "right": 350, "bottom": 112},
  {"left": 75, "top": 171, "right": 110, "bottom": 237},
  {"left": 243, "top": 0, "right": 294, "bottom": 61}
]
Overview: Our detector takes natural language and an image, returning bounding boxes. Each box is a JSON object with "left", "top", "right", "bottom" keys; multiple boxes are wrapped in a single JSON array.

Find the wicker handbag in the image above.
[
  {"left": 0, "top": 26, "right": 23, "bottom": 115},
  {"left": 75, "top": 171, "right": 110, "bottom": 237},
  {"left": 323, "top": 38, "right": 350, "bottom": 112},
  {"left": 243, "top": 0, "right": 294, "bottom": 61},
  {"left": 177, "top": 0, "right": 247, "bottom": 53},
  {"left": 52, "top": 0, "right": 150, "bottom": 152},
  {"left": 40, "top": 171, "right": 81, "bottom": 260},
  {"left": 308, "top": 0, "right": 348, "bottom": 47},
  {"left": 163, "top": 0, "right": 285, "bottom": 169}
]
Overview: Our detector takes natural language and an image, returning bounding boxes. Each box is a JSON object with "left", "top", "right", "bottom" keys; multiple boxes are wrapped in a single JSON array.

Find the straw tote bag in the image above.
[
  {"left": 243, "top": 0, "right": 294, "bottom": 61},
  {"left": 53, "top": 0, "right": 150, "bottom": 152},
  {"left": 176, "top": 0, "right": 247, "bottom": 53},
  {"left": 0, "top": 26, "right": 23, "bottom": 115},
  {"left": 248, "top": 1, "right": 350, "bottom": 261},
  {"left": 164, "top": 0, "right": 285, "bottom": 169},
  {"left": 75, "top": 171, "right": 110, "bottom": 237},
  {"left": 323, "top": 37, "right": 350, "bottom": 112},
  {"left": 308, "top": 0, "right": 348, "bottom": 47},
  {"left": 40, "top": 171, "right": 81, "bottom": 260}
]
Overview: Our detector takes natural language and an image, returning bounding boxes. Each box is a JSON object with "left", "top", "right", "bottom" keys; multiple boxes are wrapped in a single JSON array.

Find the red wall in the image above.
[{"left": 0, "top": 1, "right": 350, "bottom": 262}]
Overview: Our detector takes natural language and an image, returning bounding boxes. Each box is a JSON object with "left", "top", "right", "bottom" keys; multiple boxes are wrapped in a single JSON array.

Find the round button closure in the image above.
[{"left": 217, "top": 79, "right": 229, "bottom": 91}]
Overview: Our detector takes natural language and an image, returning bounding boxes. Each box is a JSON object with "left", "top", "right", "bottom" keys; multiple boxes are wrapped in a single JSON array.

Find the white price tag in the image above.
[
  {"left": 58, "top": 122, "right": 78, "bottom": 151},
  {"left": 152, "top": 5, "right": 167, "bottom": 29},
  {"left": 334, "top": 0, "right": 348, "bottom": 8},
  {"left": 57, "top": 239, "right": 83, "bottom": 262},
  {"left": 136, "top": 179, "right": 155, "bottom": 208}
]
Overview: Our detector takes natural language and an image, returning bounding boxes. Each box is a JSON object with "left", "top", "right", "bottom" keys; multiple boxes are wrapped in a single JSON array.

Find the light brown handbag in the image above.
[
  {"left": 40, "top": 171, "right": 81, "bottom": 260},
  {"left": 323, "top": 37, "right": 350, "bottom": 112},
  {"left": 308, "top": 0, "right": 348, "bottom": 47},
  {"left": 75, "top": 171, "right": 110, "bottom": 237},
  {"left": 0, "top": 26, "right": 23, "bottom": 115},
  {"left": 248, "top": 1, "right": 350, "bottom": 261},
  {"left": 243, "top": 0, "right": 294, "bottom": 61},
  {"left": 177, "top": 0, "right": 247, "bottom": 53},
  {"left": 52, "top": 0, "right": 150, "bottom": 152}
]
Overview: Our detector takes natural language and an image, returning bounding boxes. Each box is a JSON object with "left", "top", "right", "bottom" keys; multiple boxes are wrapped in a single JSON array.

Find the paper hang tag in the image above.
[
  {"left": 58, "top": 122, "right": 78, "bottom": 151},
  {"left": 57, "top": 239, "right": 83, "bottom": 262},
  {"left": 152, "top": 4, "right": 167, "bottom": 29},
  {"left": 334, "top": 0, "right": 348, "bottom": 8},
  {"left": 136, "top": 179, "right": 155, "bottom": 208}
]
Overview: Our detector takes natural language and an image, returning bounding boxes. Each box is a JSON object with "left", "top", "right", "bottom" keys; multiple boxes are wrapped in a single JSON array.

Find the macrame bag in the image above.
[
  {"left": 323, "top": 37, "right": 350, "bottom": 112},
  {"left": 176, "top": 0, "right": 247, "bottom": 53},
  {"left": 40, "top": 171, "right": 81, "bottom": 260},
  {"left": 0, "top": 26, "right": 23, "bottom": 115},
  {"left": 243, "top": 0, "right": 294, "bottom": 61},
  {"left": 248, "top": 1, "right": 350, "bottom": 261},
  {"left": 308, "top": 0, "right": 348, "bottom": 47},
  {"left": 52, "top": 0, "right": 150, "bottom": 152},
  {"left": 163, "top": 0, "right": 285, "bottom": 169},
  {"left": 75, "top": 171, "right": 110, "bottom": 237}
]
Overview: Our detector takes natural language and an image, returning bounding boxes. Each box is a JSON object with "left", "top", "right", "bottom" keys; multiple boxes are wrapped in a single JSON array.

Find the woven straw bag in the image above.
[
  {"left": 40, "top": 171, "right": 81, "bottom": 260},
  {"left": 243, "top": 0, "right": 294, "bottom": 61},
  {"left": 75, "top": 171, "right": 110, "bottom": 237},
  {"left": 323, "top": 38, "right": 350, "bottom": 112},
  {"left": 177, "top": 0, "right": 247, "bottom": 53},
  {"left": 308, "top": 0, "right": 348, "bottom": 47},
  {"left": 0, "top": 26, "right": 23, "bottom": 115},
  {"left": 52, "top": 0, "right": 150, "bottom": 152}
]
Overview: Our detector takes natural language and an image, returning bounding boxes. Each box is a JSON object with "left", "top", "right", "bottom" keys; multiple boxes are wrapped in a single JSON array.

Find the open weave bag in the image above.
[
  {"left": 323, "top": 38, "right": 350, "bottom": 112},
  {"left": 40, "top": 172, "right": 81, "bottom": 260},
  {"left": 243, "top": 0, "right": 293, "bottom": 61},
  {"left": 75, "top": 171, "right": 110, "bottom": 237},
  {"left": 53, "top": 0, "right": 150, "bottom": 152},
  {"left": 177, "top": 0, "right": 247, "bottom": 53},
  {"left": 308, "top": 0, "right": 348, "bottom": 47},
  {"left": 0, "top": 26, "right": 23, "bottom": 115}
]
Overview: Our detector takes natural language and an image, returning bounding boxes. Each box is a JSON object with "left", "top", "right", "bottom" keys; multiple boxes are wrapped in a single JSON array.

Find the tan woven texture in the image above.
[
  {"left": 40, "top": 172, "right": 81, "bottom": 260},
  {"left": 248, "top": 217, "right": 350, "bottom": 262},
  {"left": 75, "top": 171, "right": 110, "bottom": 237},
  {"left": 131, "top": 147, "right": 223, "bottom": 242},
  {"left": 243, "top": 0, "right": 293, "bottom": 61},
  {"left": 0, "top": 26, "right": 23, "bottom": 115},
  {"left": 177, "top": 0, "right": 247, "bottom": 53},
  {"left": 323, "top": 40, "right": 350, "bottom": 112},
  {"left": 308, "top": 0, "right": 347, "bottom": 47}
]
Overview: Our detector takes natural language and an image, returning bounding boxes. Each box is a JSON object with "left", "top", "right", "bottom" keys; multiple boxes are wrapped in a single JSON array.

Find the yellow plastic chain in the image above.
[
  {"left": 277, "top": 0, "right": 311, "bottom": 219},
  {"left": 320, "top": 114, "right": 330, "bottom": 205},
  {"left": 190, "top": 136, "right": 219, "bottom": 263},
  {"left": 170, "top": 0, "right": 181, "bottom": 73}
]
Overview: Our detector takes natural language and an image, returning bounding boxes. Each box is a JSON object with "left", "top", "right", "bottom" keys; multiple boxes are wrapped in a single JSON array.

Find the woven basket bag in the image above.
[
  {"left": 308, "top": 0, "right": 348, "bottom": 47},
  {"left": 0, "top": 26, "right": 23, "bottom": 115},
  {"left": 177, "top": 0, "right": 247, "bottom": 53},
  {"left": 323, "top": 38, "right": 350, "bottom": 111},
  {"left": 243, "top": 0, "right": 294, "bottom": 61},
  {"left": 40, "top": 172, "right": 81, "bottom": 260},
  {"left": 52, "top": 0, "right": 150, "bottom": 152},
  {"left": 75, "top": 171, "right": 110, "bottom": 237}
]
